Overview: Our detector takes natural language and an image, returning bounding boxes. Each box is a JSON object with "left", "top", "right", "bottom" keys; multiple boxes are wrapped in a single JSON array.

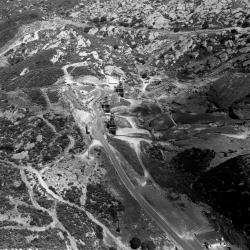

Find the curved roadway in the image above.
[{"left": 89, "top": 89, "right": 204, "bottom": 250}]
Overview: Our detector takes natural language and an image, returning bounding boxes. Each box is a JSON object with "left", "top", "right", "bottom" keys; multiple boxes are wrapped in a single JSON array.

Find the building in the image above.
[
  {"left": 195, "top": 231, "right": 225, "bottom": 249},
  {"left": 114, "top": 82, "right": 124, "bottom": 97},
  {"left": 101, "top": 97, "right": 110, "bottom": 113},
  {"left": 85, "top": 125, "right": 90, "bottom": 134},
  {"left": 107, "top": 112, "right": 117, "bottom": 135}
]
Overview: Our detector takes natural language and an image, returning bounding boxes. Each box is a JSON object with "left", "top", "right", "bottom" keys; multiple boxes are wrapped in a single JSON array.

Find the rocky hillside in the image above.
[{"left": 0, "top": 0, "right": 250, "bottom": 250}]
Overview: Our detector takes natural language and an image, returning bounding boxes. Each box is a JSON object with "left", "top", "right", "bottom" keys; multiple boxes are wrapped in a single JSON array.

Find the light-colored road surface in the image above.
[{"left": 89, "top": 89, "right": 204, "bottom": 250}]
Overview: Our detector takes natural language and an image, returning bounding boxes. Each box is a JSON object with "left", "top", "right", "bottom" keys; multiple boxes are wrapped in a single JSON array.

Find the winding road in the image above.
[{"left": 87, "top": 89, "right": 204, "bottom": 250}]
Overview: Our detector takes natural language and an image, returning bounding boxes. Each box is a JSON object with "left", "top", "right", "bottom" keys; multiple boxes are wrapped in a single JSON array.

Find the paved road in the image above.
[{"left": 90, "top": 89, "right": 204, "bottom": 250}]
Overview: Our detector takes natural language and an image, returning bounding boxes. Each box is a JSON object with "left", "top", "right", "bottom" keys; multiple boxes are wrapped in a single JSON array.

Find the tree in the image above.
[
  {"left": 129, "top": 237, "right": 141, "bottom": 249},
  {"left": 202, "top": 21, "right": 209, "bottom": 29}
]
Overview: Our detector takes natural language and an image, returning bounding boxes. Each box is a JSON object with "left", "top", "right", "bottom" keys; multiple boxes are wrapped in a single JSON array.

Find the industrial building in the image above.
[
  {"left": 114, "top": 82, "right": 124, "bottom": 97},
  {"left": 101, "top": 96, "right": 111, "bottom": 113},
  {"left": 107, "top": 112, "right": 117, "bottom": 135}
]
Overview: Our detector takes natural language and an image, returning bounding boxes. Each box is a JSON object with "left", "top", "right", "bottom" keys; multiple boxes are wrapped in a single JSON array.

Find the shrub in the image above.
[
  {"left": 129, "top": 237, "right": 141, "bottom": 249},
  {"left": 100, "top": 16, "right": 107, "bottom": 22},
  {"left": 84, "top": 26, "right": 92, "bottom": 33},
  {"left": 141, "top": 240, "right": 156, "bottom": 250}
]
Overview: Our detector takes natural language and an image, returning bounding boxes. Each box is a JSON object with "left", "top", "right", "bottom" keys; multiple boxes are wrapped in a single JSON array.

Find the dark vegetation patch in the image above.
[
  {"left": 0, "top": 221, "right": 19, "bottom": 227},
  {"left": 208, "top": 73, "right": 250, "bottom": 120},
  {"left": 149, "top": 114, "right": 174, "bottom": 131},
  {"left": 131, "top": 102, "right": 161, "bottom": 117},
  {"left": 43, "top": 112, "right": 71, "bottom": 132},
  {"left": 0, "top": 163, "right": 31, "bottom": 206},
  {"left": 108, "top": 137, "right": 144, "bottom": 176},
  {"left": 130, "top": 237, "right": 141, "bottom": 249},
  {"left": 0, "top": 229, "right": 32, "bottom": 249},
  {"left": 144, "top": 144, "right": 165, "bottom": 161},
  {"left": 56, "top": 203, "right": 102, "bottom": 244},
  {"left": 2, "top": 67, "right": 63, "bottom": 91},
  {"left": 55, "top": 134, "right": 70, "bottom": 151},
  {"left": 0, "top": 108, "right": 85, "bottom": 166},
  {"left": 141, "top": 146, "right": 215, "bottom": 196},
  {"left": 17, "top": 205, "right": 52, "bottom": 227},
  {"left": 25, "top": 229, "right": 67, "bottom": 250},
  {"left": 208, "top": 73, "right": 250, "bottom": 110},
  {"left": 1, "top": 0, "right": 80, "bottom": 19},
  {"left": 11, "top": 49, "right": 56, "bottom": 69},
  {"left": 141, "top": 240, "right": 156, "bottom": 250},
  {"left": 37, "top": 112, "right": 86, "bottom": 156},
  {"left": 143, "top": 143, "right": 250, "bottom": 246},
  {"left": 0, "top": 10, "right": 42, "bottom": 48},
  {"left": 68, "top": 125, "right": 86, "bottom": 154},
  {"left": 70, "top": 66, "right": 96, "bottom": 78},
  {"left": 193, "top": 154, "right": 250, "bottom": 244},
  {"left": 169, "top": 87, "right": 211, "bottom": 114},
  {"left": 0, "top": 49, "right": 63, "bottom": 91},
  {"left": 85, "top": 183, "right": 124, "bottom": 223},
  {"left": 47, "top": 89, "right": 60, "bottom": 103},
  {"left": 0, "top": 197, "right": 15, "bottom": 214},
  {"left": 171, "top": 148, "right": 215, "bottom": 176},
  {"left": 24, "top": 88, "right": 47, "bottom": 107},
  {"left": 63, "top": 186, "right": 82, "bottom": 206},
  {"left": 0, "top": 24, "right": 18, "bottom": 50},
  {"left": 40, "top": 142, "right": 62, "bottom": 164},
  {"left": 17, "top": 118, "right": 59, "bottom": 165},
  {"left": 0, "top": 228, "right": 67, "bottom": 249},
  {"left": 0, "top": 91, "right": 9, "bottom": 109},
  {"left": 45, "top": 0, "right": 80, "bottom": 11},
  {"left": 231, "top": 95, "right": 250, "bottom": 120},
  {"left": 172, "top": 111, "right": 228, "bottom": 124},
  {"left": 0, "top": 113, "right": 59, "bottom": 165},
  {"left": 33, "top": 184, "right": 55, "bottom": 209}
]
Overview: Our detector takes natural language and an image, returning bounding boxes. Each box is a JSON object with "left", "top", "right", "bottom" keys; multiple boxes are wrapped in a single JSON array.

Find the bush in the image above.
[
  {"left": 100, "top": 16, "right": 107, "bottom": 22},
  {"left": 173, "top": 27, "right": 180, "bottom": 32},
  {"left": 141, "top": 240, "right": 156, "bottom": 250},
  {"left": 0, "top": 10, "right": 42, "bottom": 48},
  {"left": 171, "top": 148, "right": 215, "bottom": 175},
  {"left": 242, "top": 21, "right": 250, "bottom": 28},
  {"left": 129, "top": 237, "right": 141, "bottom": 249},
  {"left": 202, "top": 21, "right": 209, "bottom": 29},
  {"left": 95, "top": 225, "right": 103, "bottom": 240},
  {"left": 25, "top": 88, "right": 47, "bottom": 107},
  {"left": 84, "top": 26, "right": 92, "bottom": 33},
  {"left": 2, "top": 67, "right": 63, "bottom": 91},
  {"left": 0, "top": 24, "right": 18, "bottom": 48},
  {"left": 92, "top": 17, "right": 99, "bottom": 23}
]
